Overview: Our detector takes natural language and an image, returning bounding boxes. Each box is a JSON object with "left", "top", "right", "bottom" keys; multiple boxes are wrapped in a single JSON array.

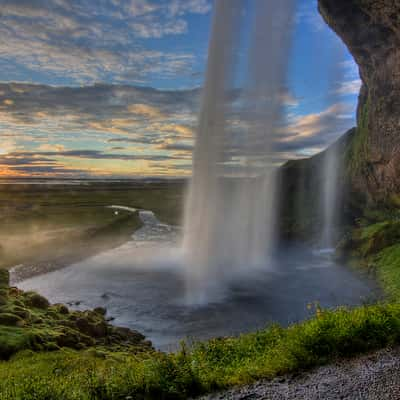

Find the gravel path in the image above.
[{"left": 199, "top": 347, "right": 400, "bottom": 399}]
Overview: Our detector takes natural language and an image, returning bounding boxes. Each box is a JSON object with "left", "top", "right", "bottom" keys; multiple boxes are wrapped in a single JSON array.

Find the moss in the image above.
[
  {"left": 376, "top": 244, "right": 400, "bottom": 301},
  {"left": 22, "top": 292, "right": 50, "bottom": 310},
  {"left": 2, "top": 304, "right": 400, "bottom": 398},
  {"left": 346, "top": 95, "right": 371, "bottom": 176},
  {"left": 0, "top": 286, "right": 153, "bottom": 361},
  {"left": 0, "top": 313, "right": 24, "bottom": 327},
  {"left": 0, "top": 327, "right": 34, "bottom": 360},
  {"left": 0, "top": 269, "right": 9, "bottom": 289},
  {"left": 351, "top": 220, "right": 400, "bottom": 257}
]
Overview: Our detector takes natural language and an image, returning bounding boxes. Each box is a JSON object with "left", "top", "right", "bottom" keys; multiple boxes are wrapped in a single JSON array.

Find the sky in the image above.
[{"left": 0, "top": 0, "right": 361, "bottom": 178}]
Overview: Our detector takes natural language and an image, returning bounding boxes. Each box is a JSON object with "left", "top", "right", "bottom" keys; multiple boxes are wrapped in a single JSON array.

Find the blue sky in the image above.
[{"left": 0, "top": 0, "right": 361, "bottom": 177}]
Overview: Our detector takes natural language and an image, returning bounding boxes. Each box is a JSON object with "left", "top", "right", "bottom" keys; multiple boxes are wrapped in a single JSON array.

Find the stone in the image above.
[
  {"left": 53, "top": 304, "right": 69, "bottom": 315},
  {"left": 113, "top": 326, "right": 145, "bottom": 343},
  {"left": 318, "top": 0, "right": 400, "bottom": 205},
  {"left": 23, "top": 292, "right": 50, "bottom": 309},
  {"left": 93, "top": 307, "right": 107, "bottom": 316}
]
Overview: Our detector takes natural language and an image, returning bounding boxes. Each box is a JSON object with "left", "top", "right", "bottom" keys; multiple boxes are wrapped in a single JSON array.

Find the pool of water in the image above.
[{"left": 15, "top": 211, "right": 378, "bottom": 350}]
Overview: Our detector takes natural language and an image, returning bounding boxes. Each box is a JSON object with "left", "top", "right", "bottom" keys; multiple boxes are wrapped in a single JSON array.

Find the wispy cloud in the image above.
[
  {"left": 0, "top": 81, "right": 356, "bottom": 177},
  {"left": 0, "top": 0, "right": 211, "bottom": 85}
]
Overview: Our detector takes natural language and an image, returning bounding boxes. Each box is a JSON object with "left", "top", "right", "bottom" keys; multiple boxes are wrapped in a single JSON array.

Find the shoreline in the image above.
[{"left": 9, "top": 209, "right": 143, "bottom": 283}]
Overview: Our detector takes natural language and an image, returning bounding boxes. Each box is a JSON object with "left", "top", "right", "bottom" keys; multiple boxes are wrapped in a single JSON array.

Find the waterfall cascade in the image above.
[
  {"left": 183, "top": 0, "right": 295, "bottom": 303},
  {"left": 320, "top": 145, "right": 340, "bottom": 250}
]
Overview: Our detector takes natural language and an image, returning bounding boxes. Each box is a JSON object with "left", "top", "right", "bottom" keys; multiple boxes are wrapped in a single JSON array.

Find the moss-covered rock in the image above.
[
  {"left": 0, "top": 286, "right": 152, "bottom": 360},
  {"left": 0, "top": 313, "right": 24, "bottom": 327},
  {"left": 23, "top": 291, "right": 50, "bottom": 309},
  {"left": 52, "top": 303, "right": 69, "bottom": 315}
]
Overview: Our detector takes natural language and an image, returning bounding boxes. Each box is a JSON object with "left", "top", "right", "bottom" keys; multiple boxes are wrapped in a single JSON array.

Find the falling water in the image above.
[
  {"left": 183, "top": 0, "right": 295, "bottom": 303},
  {"left": 319, "top": 41, "right": 347, "bottom": 251},
  {"left": 320, "top": 145, "right": 340, "bottom": 250}
]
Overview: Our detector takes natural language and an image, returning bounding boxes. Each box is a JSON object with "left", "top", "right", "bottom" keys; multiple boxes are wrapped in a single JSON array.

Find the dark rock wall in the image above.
[
  {"left": 277, "top": 0, "right": 400, "bottom": 240},
  {"left": 318, "top": 0, "right": 400, "bottom": 204}
]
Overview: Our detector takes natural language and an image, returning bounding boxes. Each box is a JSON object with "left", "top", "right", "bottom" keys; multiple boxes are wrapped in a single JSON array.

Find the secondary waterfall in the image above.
[{"left": 183, "top": 0, "right": 295, "bottom": 303}]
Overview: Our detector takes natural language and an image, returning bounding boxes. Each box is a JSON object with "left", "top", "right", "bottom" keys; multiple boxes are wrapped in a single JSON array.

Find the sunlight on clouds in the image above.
[
  {"left": 0, "top": 139, "right": 16, "bottom": 155},
  {"left": 127, "top": 103, "right": 165, "bottom": 119},
  {"left": 281, "top": 104, "right": 347, "bottom": 142}
]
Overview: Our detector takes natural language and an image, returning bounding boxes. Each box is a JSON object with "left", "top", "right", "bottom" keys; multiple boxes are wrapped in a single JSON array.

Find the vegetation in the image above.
[
  {"left": 343, "top": 220, "right": 400, "bottom": 300},
  {"left": 0, "top": 181, "right": 184, "bottom": 269},
  {"left": 0, "top": 270, "right": 152, "bottom": 362},
  {"left": 345, "top": 95, "right": 371, "bottom": 176},
  {"left": 1, "top": 302, "right": 400, "bottom": 399},
  {"left": 1, "top": 182, "right": 400, "bottom": 399}
]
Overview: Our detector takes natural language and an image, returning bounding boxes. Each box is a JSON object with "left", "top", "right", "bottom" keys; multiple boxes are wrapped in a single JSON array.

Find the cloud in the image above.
[
  {"left": 10, "top": 150, "right": 181, "bottom": 162},
  {"left": 335, "top": 79, "right": 362, "bottom": 95},
  {"left": 130, "top": 18, "right": 188, "bottom": 38},
  {"left": 274, "top": 103, "right": 355, "bottom": 156},
  {"left": 126, "top": 0, "right": 160, "bottom": 17},
  {"left": 0, "top": 82, "right": 199, "bottom": 136},
  {"left": 0, "top": 0, "right": 204, "bottom": 85},
  {"left": 167, "top": 0, "right": 212, "bottom": 17},
  {"left": 0, "top": 81, "right": 356, "bottom": 177}
]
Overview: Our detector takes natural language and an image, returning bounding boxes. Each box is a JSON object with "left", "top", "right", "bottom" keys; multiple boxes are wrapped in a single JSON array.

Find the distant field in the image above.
[{"left": 0, "top": 180, "right": 185, "bottom": 270}]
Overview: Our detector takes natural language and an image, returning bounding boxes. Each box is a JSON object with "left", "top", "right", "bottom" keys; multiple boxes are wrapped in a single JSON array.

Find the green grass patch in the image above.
[
  {"left": 377, "top": 244, "right": 400, "bottom": 301},
  {"left": 0, "top": 181, "right": 185, "bottom": 269},
  {"left": 1, "top": 304, "right": 400, "bottom": 399}
]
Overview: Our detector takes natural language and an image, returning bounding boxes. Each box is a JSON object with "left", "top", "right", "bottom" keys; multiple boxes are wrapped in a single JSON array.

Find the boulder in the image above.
[
  {"left": 75, "top": 317, "right": 108, "bottom": 338},
  {"left": 113, "top": 326, "right": 145, "bottom": 343},
  {"left": 93, "top": 307, "right": 107, "bottom": 316},
  {"left": 23, "top": 292, "right": 50, "bottom": 309}
]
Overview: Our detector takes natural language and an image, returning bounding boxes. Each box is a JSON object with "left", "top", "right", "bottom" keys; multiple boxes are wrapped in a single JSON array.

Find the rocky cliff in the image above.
[
  {"left": 277, "top": 0, "right": 400, "bottom": 240},
  {"left": 318, "top": 0, "right": 400, "bottom": 205}
]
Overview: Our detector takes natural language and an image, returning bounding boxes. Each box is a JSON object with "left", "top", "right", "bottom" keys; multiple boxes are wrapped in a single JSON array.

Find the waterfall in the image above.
[
  {"left": 320, "top": 144, "right": 340, "bottom": 250},
  {"left": 183, "top": 0, "right": 295, "bottom": 303}
]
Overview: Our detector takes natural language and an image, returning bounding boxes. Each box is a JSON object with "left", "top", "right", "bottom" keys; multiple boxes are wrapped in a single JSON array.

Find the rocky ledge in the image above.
[{"left": 0, "top": 269, "right": 152, "bottom": 360}]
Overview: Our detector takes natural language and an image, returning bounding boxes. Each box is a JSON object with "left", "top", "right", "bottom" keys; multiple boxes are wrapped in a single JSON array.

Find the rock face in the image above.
[
  {"left": 277, "top": 0, "right": 400, "bottom": 239},
  {"left": 276, "top": 129, "right": 354, "bottom": 240},
  {"left": 318, "top": 0, "right": 400, "bottom": 205}
]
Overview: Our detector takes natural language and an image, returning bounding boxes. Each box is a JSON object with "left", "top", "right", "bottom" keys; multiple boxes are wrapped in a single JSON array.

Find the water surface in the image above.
[{"left": 16, "top": 211, "right": 377, "bottom": 350}]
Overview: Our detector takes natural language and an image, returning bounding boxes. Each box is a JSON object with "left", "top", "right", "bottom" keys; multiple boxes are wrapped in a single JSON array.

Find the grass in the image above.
[
  {"left": 1, "top": 303, "right": 400, "bottom": 399},
  {"left": 346, "top": 95, "right": 370, "bottom": 175},
  {"left": 0, "top": 181, "right": 185, "bottom": 269},
  {"left": 2, "top": 182, "right": 400, "bottom": 398},
  {"left": 0, "top": 271, "right": 152, "bottom": 363},
  {"left": 377, "top": 245, "right": 400, "bottom": 301},
  {"left": 345, "top": 220, "right": 400, "bottom": 300}
]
